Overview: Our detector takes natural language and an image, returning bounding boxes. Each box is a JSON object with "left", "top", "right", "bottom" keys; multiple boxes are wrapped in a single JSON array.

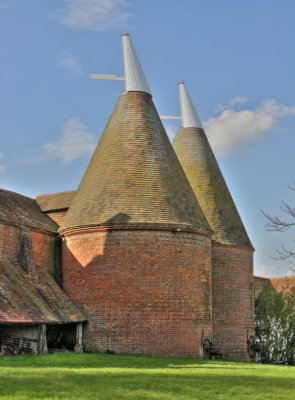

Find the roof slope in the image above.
[
  {"left": 36, "top": 190, "right": 76, "bottom": 212},
  {"left": 60, "top": 91, "right": 211, "bottom": 234},
  {"left": 0, "top": 189, "right": 57, "bottom": 232},
  {"left": 173, "top": 127, "right": 252, "bottom": 247},
  {"left": 0, "top": 258, "right": 86, "bottom": 324}
]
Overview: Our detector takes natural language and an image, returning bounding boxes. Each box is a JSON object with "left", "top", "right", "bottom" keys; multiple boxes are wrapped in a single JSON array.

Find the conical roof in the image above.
[
  {"left": 60, "top": 38, "right": 210, "bottom": 234},
  {"left": 60, "top": 91, "right": 210, "bottom": 233},
  {"left": 173, "top": 83, "right": 252, "bottom": 247}
]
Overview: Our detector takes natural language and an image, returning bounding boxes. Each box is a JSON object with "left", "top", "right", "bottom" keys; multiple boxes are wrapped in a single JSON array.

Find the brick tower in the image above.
[
  {"left": 59, "top": 36, "right": 213, "bottom": 356},
  {"left": 173, "top": 83, "right": 254, "bottom": 359}
]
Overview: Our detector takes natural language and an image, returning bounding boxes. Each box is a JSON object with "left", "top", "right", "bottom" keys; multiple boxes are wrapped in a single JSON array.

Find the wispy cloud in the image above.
[
  {"left": 216, "top": 96, "right": 248, "bottom": 112},
  {"left": 43, "top": 118, "right": 96, "bottom": 163},
  {"left": 0, "top": 153, "right": 6, "bottom": 175},
  {"left": 204, "top": 99, "right": 295, "bottom": 157},
  {"left": 58, "top": 0, "right": 130, "bottom": 31},
  {"left": 59, "top": 53, "right": 81, "bottom": 75},
  {"left": 256, "top": 264, "right": 278, "bottom": 278}
]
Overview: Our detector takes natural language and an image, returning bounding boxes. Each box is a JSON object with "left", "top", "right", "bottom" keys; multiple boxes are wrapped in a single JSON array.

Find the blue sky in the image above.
[{"left": 1, "top": 0, "right": 295, "bottom": 277}]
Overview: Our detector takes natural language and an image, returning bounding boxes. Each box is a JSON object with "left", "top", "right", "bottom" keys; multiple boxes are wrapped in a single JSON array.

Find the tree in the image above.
[
  {"left": 255, "top": 284, "right": 295, "bottom": 365},
  {"left": 262, "top": 185, "right": 295, "bottom": 270}
]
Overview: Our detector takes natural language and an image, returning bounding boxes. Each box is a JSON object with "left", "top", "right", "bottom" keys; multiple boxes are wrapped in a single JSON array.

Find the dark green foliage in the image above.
[{"left": 255, "top": 285, "right": 295, "bottom": 365}]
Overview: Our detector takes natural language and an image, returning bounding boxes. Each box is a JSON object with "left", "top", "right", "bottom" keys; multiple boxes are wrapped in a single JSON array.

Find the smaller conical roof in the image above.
[
  {"left": 178, "top": 82, "right": 202, "bottom": 129},
  {"left": 173, "top": 83, "right": 252, "bottom": 248},
  {"left": 121, "top": 33, "right": 151, "bottom": 94}
]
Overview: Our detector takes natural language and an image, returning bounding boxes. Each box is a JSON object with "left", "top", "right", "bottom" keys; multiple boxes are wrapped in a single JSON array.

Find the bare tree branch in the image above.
[
  {"left": 262, "top": 184, "right": 295, "bottom": 273},
  {"left": 262, "top": 208, "right": 295, "bottom": 232}
]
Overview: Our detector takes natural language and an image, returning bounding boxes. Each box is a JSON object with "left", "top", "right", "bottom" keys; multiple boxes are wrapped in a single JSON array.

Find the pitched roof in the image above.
[
  {"left": 0, "top": 189, "right": 57, "bottom": 232},
  {"left": 36, "top": 190, "right": 76, "bottom": 212},
  {"left": 60, "top": 91, "right": 211, "bottom": 234},
  {"left": 0, "top": 258, "right": 86, "bottom": 324},
  {"left": 173, "top": 127, "right": 252, "bottom": 247}
]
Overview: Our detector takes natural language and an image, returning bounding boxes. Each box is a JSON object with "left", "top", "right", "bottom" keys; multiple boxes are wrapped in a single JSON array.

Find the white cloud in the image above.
[
  {"left": 59, "top": 54, "right": 81, "bottom": 75},
  {"left": 0, "top": 153, "right": 6, "bottom": 175},
  {"left": 216, "top": 96, "right": 248, "bottom": 112},
  {"left": 59, "top": 0, "right": 130, "bottom": 31},
  {"left": 204, "top": 99, "right": 295, "bottom": 157},
  {"left": 43, "top": 118, "right": 96, "bottom": 163},
  {"left": 229, "top": 96, "right": 248, "bottom": 107}
]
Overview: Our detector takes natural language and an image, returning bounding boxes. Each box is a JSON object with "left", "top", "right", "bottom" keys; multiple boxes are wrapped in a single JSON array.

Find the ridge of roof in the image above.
[{"left": 60, "top": 91, "right": 211, "bottom": 234}]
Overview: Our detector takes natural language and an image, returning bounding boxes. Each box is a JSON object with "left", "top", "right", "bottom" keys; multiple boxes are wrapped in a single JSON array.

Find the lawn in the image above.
[{"left": 0, "top": 353, "right": 294, "bottom": 400}]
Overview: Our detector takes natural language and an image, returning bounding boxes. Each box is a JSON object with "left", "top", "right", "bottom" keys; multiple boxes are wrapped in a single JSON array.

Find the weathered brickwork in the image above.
[
  {"left": 254, "top": 276, "right": 295, "bottom": 298},
  {"left": 270, "top": 276, "right": 295, "bottom": 293},
  {"left": 62, "top": 227, "right": 212, "bottom": 357},
  {"left": 30, "top": 230, "right": 58, "bottom": 278},
  {"left": 0, "top": 220, "right": 58, "bottom": 278},
  {"left": 212, "top": 243, "right": 254, "bottom": 359},
  {"left": 0, "top": 221, "right": 17, "bottom": 258}
]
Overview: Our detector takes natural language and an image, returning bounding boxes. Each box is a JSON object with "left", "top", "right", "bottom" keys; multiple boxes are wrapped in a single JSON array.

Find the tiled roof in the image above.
[
  {"left": 36, "top": 190, "right": 76, "bottom": 212},
  {"left": 0, "top": 189, "right": 57, "bottom": 232},
  {"left": 60, "top": 91, "right": 211, "bottom": 234},
  {"left": 173, "top": 128, "right": 253, "bottom": 247},
  {"left": 0, "top": 258, "right": 86, "bottom": 324}
]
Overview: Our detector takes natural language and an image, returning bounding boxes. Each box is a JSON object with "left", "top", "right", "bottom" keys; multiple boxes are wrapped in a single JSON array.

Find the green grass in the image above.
[{"left": 0, "top": 353, "right": 294, "bottom": 399}]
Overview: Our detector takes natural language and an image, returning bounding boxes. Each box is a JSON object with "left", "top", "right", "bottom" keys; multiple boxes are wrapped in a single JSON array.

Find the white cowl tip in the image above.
[
  {"left": 121, "top": 33, "right": 151, "bottom": 95},
  {"left": 178, "top": 82, "right": 203, "bottom": 129}
]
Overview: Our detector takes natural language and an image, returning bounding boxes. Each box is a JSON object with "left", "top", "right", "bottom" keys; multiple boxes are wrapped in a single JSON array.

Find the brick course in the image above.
[
  {"left": 212, "top": 243, "right": 254, "bottom": 359},
  {"left": 62, "top": 227, "right": 212, "bottom": 357}
]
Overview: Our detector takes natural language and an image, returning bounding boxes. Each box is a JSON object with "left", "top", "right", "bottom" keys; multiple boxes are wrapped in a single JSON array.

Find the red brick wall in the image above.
[
  {"left": 212, "top": 243, "right": 254, "bottom": 359},
  {"left": 30, "top": 230, "right": 57, "bottom": 277},
  {"left": 62, "top": 228, "right": 212, "bottom": 357},
  {"left": 254, "top": 276, "right": 295, "bottom": 297},
  {"left": 270, "top": 276, "right": 295, "bottom": 293},
  {"left": 0, "top": 221, "right": 17, "bottom": 258},
  {"left": 0, "top": 220, "right": 58, "bottom": 278}
]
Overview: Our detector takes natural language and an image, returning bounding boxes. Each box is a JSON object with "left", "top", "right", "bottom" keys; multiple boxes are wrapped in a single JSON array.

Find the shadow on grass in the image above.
[{"left": 0, "top": 352, "right": 259, "bottom": 370}]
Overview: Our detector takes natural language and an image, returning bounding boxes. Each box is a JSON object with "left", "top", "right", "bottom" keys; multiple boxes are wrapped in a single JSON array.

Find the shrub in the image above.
[{"left": 255, "top": 284, "right": 295, "bottom": 365}]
